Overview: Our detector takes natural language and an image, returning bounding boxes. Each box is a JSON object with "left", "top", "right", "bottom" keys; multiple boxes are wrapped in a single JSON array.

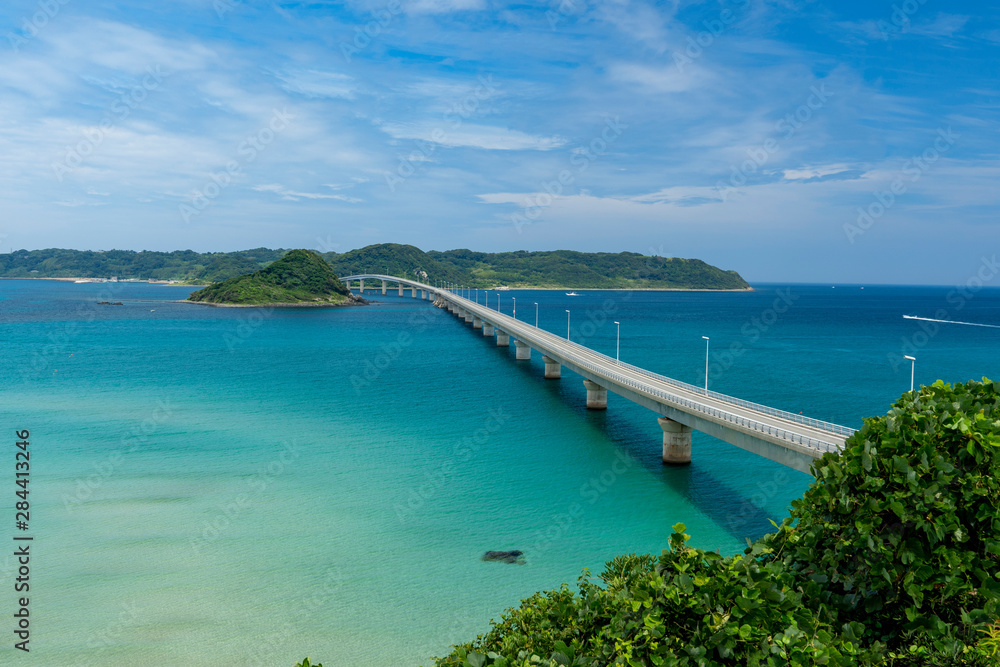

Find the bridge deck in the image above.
[{"left": 341, "top": 275, "right": 856, "bottom": 472}]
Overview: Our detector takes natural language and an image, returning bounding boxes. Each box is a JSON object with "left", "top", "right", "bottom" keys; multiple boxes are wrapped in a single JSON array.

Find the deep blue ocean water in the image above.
[{"left": 1, "top": 278, "right": 999, "bottom": 665}]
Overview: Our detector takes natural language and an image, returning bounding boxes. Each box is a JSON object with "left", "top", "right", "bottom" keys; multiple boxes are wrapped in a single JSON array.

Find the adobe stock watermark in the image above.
[
  {"left": 545, "top": 0, "right": 583, "bottom": 29},
  {"left": 715, "top": 83, "right": 833, "bottom": 202},
  {"left": 20, "top": 282, "right": 126, "bottom": 383},
  {"left": 224, "top": 308, "right": 275, "bottom": 352},
  {"left": 179, "top": 108, "right": 294, "bottom": 223},
  {"left": 672, "top": 0, "right": 751, "bottom": 72},
  {"left": 525, "top": 449, "right": 636, "bottom": 558},
  {"left": 340, "top": 0, "right": 403, "bottom": 62},
  {"left": 52, "top": 66, "right": 167, "bottom": 181},
  {"left": 876, "top": 0, "right": 930, "bottom": 40},
  {"left": 385, "top": 74, "right": 500, "bottom": 192},
  {"left": 349, "top": 307, "right": 438, "bottom": 393},
  {"left": 725, "top": 467, "right": 792, "bottom": 536},
  {"left": 213, "top": 0, "right": 244, "bottom": 19},
  {"left": 82, "top": 601, "right": 146, "bottom": 657},
  {"left": 510, "top": 116, "right": 627, "bottom": 233},
  {"left": 189, "top": 439, "right": 301, "bottom": 555},
  {"left": 704, "top": 288, "right": 797, "bottom": 386},
  {"left": 887, "top": 255, "right": 999, "bottom": 371},
  {"left": 6, "top": 0, "right": 70, "bottom": 52},
  {"left": 844, "top": 126, "right": 958, "bottom": 244},
  {"left": 62, "top": 398, "right": 174, "bottom": 512},
  {"left": 238, "top": 565, "right": 346, "bottom": 667},
  {"left": 393, "top": 406, "right": 511, "bottom": 524}
]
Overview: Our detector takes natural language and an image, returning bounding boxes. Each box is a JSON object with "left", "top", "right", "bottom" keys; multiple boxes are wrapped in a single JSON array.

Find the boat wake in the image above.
[{"left": 903, "top": 315, "right": 1000, "bottom": 329}]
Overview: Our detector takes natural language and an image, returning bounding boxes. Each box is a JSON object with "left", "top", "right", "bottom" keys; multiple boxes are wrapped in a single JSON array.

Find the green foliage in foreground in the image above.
[
  {"left": 188, "top": 249, "right": 352, "bottom": 305},
  {"left": 425, "top": 379, "right": 1000, "bottom": 667}
]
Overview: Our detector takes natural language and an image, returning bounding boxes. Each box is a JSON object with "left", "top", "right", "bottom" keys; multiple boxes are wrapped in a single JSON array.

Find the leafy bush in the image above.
[
  {"left": 428, "top": 380, "right": 1000, "bottom": 667},
  {"left": 759, "top": 379, "right": 1000, "bottom": 649}
]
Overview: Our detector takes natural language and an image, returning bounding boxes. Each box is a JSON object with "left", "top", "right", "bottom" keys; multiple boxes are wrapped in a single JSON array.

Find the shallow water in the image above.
[{"left": 1, "top": 279, "right": 997, "bottom": 665}]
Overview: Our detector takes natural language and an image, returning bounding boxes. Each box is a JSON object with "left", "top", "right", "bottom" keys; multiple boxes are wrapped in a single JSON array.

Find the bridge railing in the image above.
[
  {"left": 548, "top": 344, "right": 844, "bottom": 455},
  {"left": 444, "top": 291, "right": 855, "bottom": 439},
  {"left": 432, "top": 291, "right": 849, "bottom": 453},
  {"left": 603, "top": 359, "right": 855, "bottom": 437}
]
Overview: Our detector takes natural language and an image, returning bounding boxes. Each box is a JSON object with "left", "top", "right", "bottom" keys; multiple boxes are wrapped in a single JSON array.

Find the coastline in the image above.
[
  {"left": 179, "top": 299, "right": 365, "bottom": 308},
  {"left": 487, "top": 286, "right": 755, "bottom": 292},
  {"left": 0, "top": 276, "right": 753, "bottom": 292},
  {"left": 0, "top": 276, "right": 206, "bottom": 286}
]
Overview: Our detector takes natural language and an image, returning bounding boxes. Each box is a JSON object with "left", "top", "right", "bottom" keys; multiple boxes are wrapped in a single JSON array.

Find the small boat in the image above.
[{"left": 566, "top": 292, "right": 579, "bottom": 296}]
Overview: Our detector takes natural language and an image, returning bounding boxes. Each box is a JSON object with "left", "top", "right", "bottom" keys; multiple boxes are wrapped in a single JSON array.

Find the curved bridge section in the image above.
[{"left": 341, "top": 274, "right": 854, "bottom": 474}]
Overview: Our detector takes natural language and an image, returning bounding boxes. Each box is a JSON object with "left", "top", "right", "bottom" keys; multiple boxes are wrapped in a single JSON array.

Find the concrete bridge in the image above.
[{"left": 341, "top": 275, "right": 855, "bottom": 474}]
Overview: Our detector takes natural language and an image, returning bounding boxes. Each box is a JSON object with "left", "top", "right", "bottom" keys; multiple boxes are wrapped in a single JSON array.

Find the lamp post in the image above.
[
  {"left": 702, "top": 336, "right": 710, "bottom": 394},
  {"left": 476, "top": 289, "right": 479, "bottom": 304},
  {"left": 614, "top": 321, "right": 620, "bottom": 362},
  {"left": 497, "top": 294, "right": 500, "bottom": 313},
  {"left": 566, "top": 310, "right": 571, "bottom": 340},
  {"left": 485, "top": 291, "right": 488, "bottom": 309},
  {"left": 512, "top": 297, "right": 516, "bottom": 320},
  {"left": 534, "top": 302, "right": 538, "bottom": 327},
  {"left": 904, "top": 355, "right": 916, "bottom": 392}
]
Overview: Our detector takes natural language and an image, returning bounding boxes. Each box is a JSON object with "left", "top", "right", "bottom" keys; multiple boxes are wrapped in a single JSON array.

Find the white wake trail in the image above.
[{"left": 903, "top": 315, "right": 1000, "bottom": 329}]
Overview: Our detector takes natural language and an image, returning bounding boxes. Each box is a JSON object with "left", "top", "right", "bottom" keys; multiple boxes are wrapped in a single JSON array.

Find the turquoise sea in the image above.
[{"left": 1, "top": 278, "right": 999, "bottom": 665}]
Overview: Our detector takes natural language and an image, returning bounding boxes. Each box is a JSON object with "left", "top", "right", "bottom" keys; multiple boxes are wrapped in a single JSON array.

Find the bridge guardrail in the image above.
[
  {"left": 366, "top": 285, "right": 849, "bottom": 454},
  {"left": 437, "top": 290, "right": 855, "bottom": 439},
  {"left": 441, "top": 292, "right": 846, "bottom": 454}
]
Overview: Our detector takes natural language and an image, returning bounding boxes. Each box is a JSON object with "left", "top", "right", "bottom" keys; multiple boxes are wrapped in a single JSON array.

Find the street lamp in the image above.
[
  {"left": 512, "top": 297, "right": 516, "bottom": 320},
  {"left": 614, "top": 321, "right": 620, "bottom": 362},
  {"left": 476, "top": 289, "right": 479, "bottom": 304},
  {"left": 702, "top": 336, "right": 710, "bottom": 394},
  {"left": 485, "top": 291, "right": 488, "bottom": 309},
  {"left": 904, "top": 355, "right": 916, "bottom": 392},
  {"left": 534, "top": 302, "right": 538, "bottom": 327},
  {"left": 566, "top": 310, "right": 571, "bottom": 340}
]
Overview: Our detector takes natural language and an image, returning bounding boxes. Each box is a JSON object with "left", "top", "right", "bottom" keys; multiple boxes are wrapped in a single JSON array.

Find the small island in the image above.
[{"left": 186, "top": 249, "right": 364, "bottom": 307}]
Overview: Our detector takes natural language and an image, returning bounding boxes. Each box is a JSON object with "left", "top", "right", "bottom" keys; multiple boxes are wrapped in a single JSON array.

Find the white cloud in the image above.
[
  {"left": 782, "top": 164, "right": 853, "bottom": 180},
  {"left": 910, "top": 14, "right": 969, "bottom": 39},
  {"left": 402, "top": 0, "right": 486, "bottom": 14},
  {"left": 274, "top": 70, "right": 355, "bottom": 100},
  {"left": 606, "top": 62, "right": 706, "bottom": 94},
  {"left": 379, "top": 122, "right": 565, "bottom": 151},
  {"left": 253, "top": 184, "right": 362, "bottom": 203}
]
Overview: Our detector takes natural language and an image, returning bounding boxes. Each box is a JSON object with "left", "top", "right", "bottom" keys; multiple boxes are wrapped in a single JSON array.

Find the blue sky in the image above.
[{"left": 1, "top": 0, "right": 997, "bottom": 283}]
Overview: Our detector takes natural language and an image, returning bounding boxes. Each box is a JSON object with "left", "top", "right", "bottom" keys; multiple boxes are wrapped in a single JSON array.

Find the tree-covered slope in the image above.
[
  {"left": 0, "top": 247, "right": 286, "bottom": 283},
  {"left": 424, "top": 248, "right": 749, "bottom": 289},
  {"left": 0, "top": 244, "right": 751, "bottom": 290},
  {"left": 187, "top": 249, "right": 354, "bottom": 305}
]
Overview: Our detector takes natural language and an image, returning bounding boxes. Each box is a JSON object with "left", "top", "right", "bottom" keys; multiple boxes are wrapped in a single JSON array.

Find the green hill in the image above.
[
  {"left": 326, "top": 244, "right": 751, "bottom": 290},
  {"left": 0, "top": 245, "right": 751, "bottom": 290},
  {"left": 187, "top": 249, "right": 356, "bottom": 306}
]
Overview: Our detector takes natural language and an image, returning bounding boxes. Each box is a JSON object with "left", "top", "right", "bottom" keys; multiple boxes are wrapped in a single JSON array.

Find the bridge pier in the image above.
[
  {"left": 658, "top": 417, "right": 692, "bottom": 466},
  {"left": 411, "top": 286, "right": 418, "bottom": 298},
  {"left": 496, "top": 330, "right": 509, "bottom": 347},
  {"left": 483, "top": 323, "right": 494, "bottom": 336},
  {"left": 583, "top": 380, "right": 607, "bottom": 409},
  {"left": 542, "top": 355, "right": 560, "bottom": 378},
  {"left": 464, "top": 311, "right": 474, "bottom": 324},
  {"left": 398, "top": 284, "right": 404, "bottom": 296},
  {"left": 515, "top": 340, "right": 531, "bottom": 360},
  {"left": 473, "top": 317, "right": 483, "bottom": 329},
  {"left": 421, "top": 290, "right": 427, "bottom": 300},
  {"left": 381, "top": 280, "right": 387, "bottom": 295},
  {"left": 359, "top": 278, "right": 365, "bottom": 294}
]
